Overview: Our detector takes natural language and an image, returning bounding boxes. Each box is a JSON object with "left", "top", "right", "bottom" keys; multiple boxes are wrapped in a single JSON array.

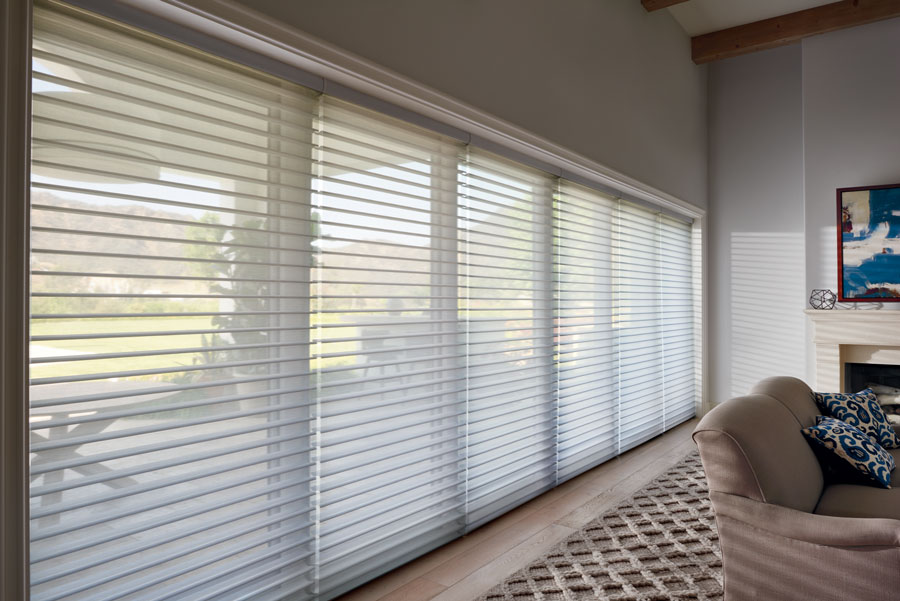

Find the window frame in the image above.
[{"left": 1, "top": 1, "right": 34, "bottom": 599}]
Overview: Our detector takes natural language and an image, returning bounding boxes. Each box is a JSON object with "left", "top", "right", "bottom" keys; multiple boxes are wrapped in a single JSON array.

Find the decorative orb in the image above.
[{"left": 809, "top": 289, "right": 836, "bottom": 310}]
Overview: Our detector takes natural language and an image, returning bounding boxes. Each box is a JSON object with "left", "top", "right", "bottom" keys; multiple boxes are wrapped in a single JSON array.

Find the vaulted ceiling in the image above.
[
  {"left": 642, "top": 0, "right": 900, "bottom": 63},
  {"left": 665, "top": 0, "right": 835, "bottom": 35}
]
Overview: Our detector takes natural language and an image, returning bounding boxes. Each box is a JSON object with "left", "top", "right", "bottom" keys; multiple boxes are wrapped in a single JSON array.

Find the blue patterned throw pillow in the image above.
[
  {"left": 802, "top": 416, "right": 895, "bottom": 488},
  {"left": 815, "top": 388, "right": 900, "bottom": 450}
]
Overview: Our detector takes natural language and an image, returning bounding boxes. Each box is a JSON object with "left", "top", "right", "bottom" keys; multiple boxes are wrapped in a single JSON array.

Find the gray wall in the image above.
[
  {"left": 231, "top": 0, "right": 708, "bottom": 207},
  {"left": 803, "top": 18, "right": 900, "bottom": 293},
  {"left": 708, "top": 45, "right": 806, "bottom": 402},
  {"left": 708, "top": 17, "right": 900, "bottom": 400}
]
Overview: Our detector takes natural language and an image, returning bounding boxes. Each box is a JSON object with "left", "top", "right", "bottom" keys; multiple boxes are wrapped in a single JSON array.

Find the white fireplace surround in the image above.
[{"left": 806, "top": 309, "right": 900, "bottom": 392}]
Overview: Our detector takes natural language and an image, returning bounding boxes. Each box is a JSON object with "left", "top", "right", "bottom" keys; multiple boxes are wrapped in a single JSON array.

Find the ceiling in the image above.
[{"left": 667, "top": 0, "right": 835, "bottom": 36}]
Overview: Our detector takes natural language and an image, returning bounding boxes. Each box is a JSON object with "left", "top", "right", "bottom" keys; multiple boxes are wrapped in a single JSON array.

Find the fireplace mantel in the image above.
[{"left": 805, "top": 309, "right": 900, "bottom": 391}]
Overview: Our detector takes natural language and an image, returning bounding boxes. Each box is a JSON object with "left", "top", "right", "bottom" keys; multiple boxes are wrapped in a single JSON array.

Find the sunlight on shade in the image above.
[{"left": 730, "top": 232, "right": 806, "bottom": 396}]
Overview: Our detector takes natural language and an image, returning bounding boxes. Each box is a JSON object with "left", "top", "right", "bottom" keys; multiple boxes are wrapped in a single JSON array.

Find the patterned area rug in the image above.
[{"left": 476, "top": 453, "right": 722, "bottom": 601}]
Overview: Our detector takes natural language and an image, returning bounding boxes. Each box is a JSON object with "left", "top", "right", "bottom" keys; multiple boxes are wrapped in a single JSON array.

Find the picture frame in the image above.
[{"left": 838, "top": 183, "right": 900, "bottom": 301}]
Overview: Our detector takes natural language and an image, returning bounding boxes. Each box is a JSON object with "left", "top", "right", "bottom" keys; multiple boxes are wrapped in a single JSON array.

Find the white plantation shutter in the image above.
[
  {"left": 30, "top": 4, "right": 318, "bottom": 601},
  {"left": 312, "top": 96, "right": 465, "bottom": 595},
  {"left": 555, "top": 182, "right": 618, "bottom": 481},
  {"left": 28, "top": 4, "right": 700, "bottom": 600},
  {"left": 459, "top": 150, "right": 556, "bottom": 528}
]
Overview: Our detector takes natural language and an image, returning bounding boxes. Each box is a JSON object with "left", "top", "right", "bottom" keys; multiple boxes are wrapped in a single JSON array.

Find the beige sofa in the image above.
[{"left": 693, "top": 376, "right": 900, "bottom": 601}]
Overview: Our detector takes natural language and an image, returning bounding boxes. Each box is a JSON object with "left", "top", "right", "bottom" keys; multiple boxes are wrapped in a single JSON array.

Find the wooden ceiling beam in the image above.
[
  {"left": 642, "top": 0, "right": 690, "bottom": 12},
  {"left": 692, "top": 0, "right": 900, "bottom": 64}
]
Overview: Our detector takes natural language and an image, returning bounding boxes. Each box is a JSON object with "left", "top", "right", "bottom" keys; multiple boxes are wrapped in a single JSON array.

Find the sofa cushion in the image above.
[
  {"left": 802, "top": 416, "right": 894, "bottom": 488},
  {"left": 816, "top": 448, "right": 900, "bottom": 520},
  {"left": 815, "top": 388, "right": 900, "bottom": 450},
  {"left": 816, "top": 485, "right": 900, "bottom": 520},
  {"left": 752, "top": 376, "right": 820, "bottom": 428}
]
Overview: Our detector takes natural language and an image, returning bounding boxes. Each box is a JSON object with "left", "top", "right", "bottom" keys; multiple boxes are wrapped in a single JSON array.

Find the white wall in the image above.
[
  {"left": 709, "top": 17, "right": 900, "bottom": 400},
  {"left": 230, "top": 0, "right": 708, "bottom": 208},
  {"left": 708, "top": 45, "right": 806, "bottom": 402}
]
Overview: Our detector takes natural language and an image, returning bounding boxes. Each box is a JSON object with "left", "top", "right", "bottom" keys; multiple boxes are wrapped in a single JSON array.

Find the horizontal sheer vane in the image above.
[{"left": 29, "top": 3, "right": 699, "bottom": 601}]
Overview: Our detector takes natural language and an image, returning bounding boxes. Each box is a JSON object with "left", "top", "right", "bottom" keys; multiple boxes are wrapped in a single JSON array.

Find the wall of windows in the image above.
[{"left": 28, "top": 3, "right": 700, "bottom": 600}]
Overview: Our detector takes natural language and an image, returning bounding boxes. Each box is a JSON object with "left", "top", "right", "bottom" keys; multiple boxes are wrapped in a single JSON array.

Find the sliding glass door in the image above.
[
  {"left": 460, "top": 151, "right": 556, "bottom": 529},
  {"left": 313, "top": 97, "right": 466, "bottom": 593},
  {"left": 555, "top": 182, "right": 618, "bottom": 480},
  {"left": 31, "top": 4, "right": 320, "bottom": 600},
  {"left": 28, "top": 3, "right": 699, "bottom": 600}
]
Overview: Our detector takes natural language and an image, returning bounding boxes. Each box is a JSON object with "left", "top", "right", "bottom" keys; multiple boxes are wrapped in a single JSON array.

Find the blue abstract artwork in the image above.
[{"left": 840, "top": 185, "right": 900, "bottom": 300}]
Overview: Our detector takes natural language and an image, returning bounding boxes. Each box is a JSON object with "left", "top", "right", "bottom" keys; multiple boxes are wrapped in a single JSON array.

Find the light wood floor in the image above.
[{"left": 336, "top": 419, "right": 700, "bottom": 601}]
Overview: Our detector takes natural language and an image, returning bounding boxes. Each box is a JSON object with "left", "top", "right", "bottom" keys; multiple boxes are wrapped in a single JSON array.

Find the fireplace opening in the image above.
[{"left": 845, "top": 362, "right": 900, "bottom": 423}]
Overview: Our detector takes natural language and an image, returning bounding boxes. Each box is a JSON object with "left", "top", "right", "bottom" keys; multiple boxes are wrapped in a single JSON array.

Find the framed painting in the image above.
[{"left": 838, "top": 183, "right": 900, "bottom": 301}]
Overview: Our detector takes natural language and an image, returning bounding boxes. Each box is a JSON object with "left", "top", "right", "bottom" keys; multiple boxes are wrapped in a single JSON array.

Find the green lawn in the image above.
[
  {"left": 29, "top": 314, "right": 358, "bottom": 381},
  {"left": 30, "top": 317, "right": 217, "bottom": 380}
]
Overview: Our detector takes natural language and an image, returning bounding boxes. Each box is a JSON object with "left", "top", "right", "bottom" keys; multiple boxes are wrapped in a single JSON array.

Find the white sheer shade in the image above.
[
  {"left": 29, "top": 4, "right": 699, "bottom": 601},
  {"left": 31, "top": 5, "right": 319, "bottom": 601},
  {"left": 555, "top": 182, "right": 618, "bottom": 480},
  {"left": 313, "top": 97, "right": 465, "bottom": 592},
  {"left": 460, "top": 151, "right": 556, "bottom": 528}
]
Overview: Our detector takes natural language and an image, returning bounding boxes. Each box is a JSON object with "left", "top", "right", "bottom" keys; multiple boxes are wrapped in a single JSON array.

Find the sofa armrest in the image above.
[{"left": 710, "top": 490, "right": 900, "bottom": 547}]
